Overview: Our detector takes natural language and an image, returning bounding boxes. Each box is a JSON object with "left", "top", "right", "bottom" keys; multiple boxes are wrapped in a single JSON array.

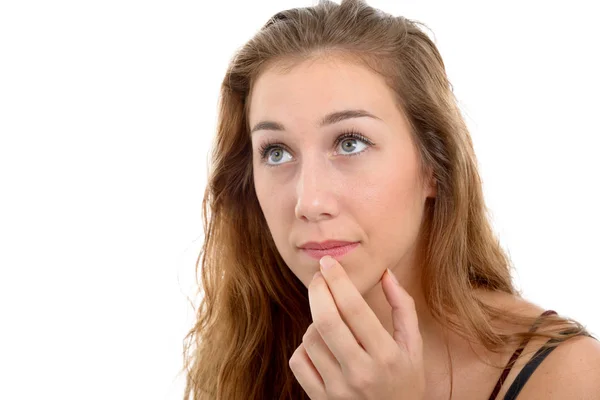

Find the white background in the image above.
[{"left": 1, "top": 1, "right": 598, "bottom": 399}]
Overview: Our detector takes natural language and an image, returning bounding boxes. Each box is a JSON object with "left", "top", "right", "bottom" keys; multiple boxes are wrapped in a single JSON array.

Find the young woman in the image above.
[{"left": 183, "top": 1, "right": 600, "bottom": 398}]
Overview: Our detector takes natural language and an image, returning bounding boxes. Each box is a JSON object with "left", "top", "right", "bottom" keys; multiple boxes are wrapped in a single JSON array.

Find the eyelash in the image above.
[{"left": 257, "top": 129, "right": 374, "bottom": 167}]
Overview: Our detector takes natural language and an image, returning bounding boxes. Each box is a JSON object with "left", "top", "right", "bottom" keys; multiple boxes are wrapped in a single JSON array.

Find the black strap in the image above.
[
  {"left": 487, "top": 310, "right": 557, "bottom": 400},
  {"left": 502, "top": 331, "right": 596, "bottom": 399},
  {"left": 502, "top": 339, "right": 560, "bottom": 399}
]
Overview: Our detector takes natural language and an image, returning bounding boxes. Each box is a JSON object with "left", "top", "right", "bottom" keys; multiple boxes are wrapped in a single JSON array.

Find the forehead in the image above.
[{"left": 248, "top": 57, "right": 400, "bottom": 127}]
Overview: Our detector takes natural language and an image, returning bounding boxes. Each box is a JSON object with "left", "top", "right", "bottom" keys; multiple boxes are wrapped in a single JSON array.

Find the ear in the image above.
[{"left": 424, "top": 166, "right": 437, "bottom": 199}]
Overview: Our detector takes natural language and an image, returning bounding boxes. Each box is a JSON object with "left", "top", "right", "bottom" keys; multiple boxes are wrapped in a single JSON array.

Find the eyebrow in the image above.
[{"left": 249, "top": 109, "right": 382, "bottom": 135}]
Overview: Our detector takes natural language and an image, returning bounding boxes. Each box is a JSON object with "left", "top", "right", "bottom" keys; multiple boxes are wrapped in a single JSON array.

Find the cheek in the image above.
[
  {"left": 254, "top": 168, "right": 278, "bottom": 214},
  {"left": 253, "top": 170, "right": 295, "bottom": 257},
  {"left": 358, "top": 165, "right": 425, "bottom": 261},
  {"left": 255, "top": 187, "right": 282, "bottom": 238},
  {"left": 357, "top": 161, "right": 420, "bottom": 220},
  {"left": 254, "top": 171, "right": 277, "bottom": 232}
]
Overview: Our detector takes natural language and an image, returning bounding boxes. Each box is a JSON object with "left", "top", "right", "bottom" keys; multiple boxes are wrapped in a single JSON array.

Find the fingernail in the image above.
[
  {"left": 320, "top": 256, "right": 335, "bottom": 270},
  {"left": 313, "top": 271, "right": 322, "bottom": 281},
  {"left": 387, "top": 268, "right": 399, "bottom": 285}
]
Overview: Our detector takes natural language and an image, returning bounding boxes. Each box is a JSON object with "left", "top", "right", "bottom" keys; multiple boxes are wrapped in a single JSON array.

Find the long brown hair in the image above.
[{"left": 182, "top": 1, "right": 592, "bottom": 398}]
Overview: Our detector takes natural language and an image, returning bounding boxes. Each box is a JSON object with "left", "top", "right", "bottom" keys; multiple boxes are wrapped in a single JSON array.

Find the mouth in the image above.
[{"left": 299, "top": 242, "right": 360, "bottom": 260}]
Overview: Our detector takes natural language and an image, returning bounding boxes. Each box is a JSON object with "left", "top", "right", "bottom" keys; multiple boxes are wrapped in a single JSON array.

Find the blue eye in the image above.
[
  {"left": 336, "top": 134, "right": 370, "bottom": 156},
  {"left": 261, "top": 145, "right": 293, "bottom": 166},
  {"left": 257, "top": 130, "right": 374, "bottom": 167}
]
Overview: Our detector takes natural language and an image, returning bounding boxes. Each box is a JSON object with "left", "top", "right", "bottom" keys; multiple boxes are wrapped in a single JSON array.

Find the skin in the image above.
[{"left": 247, "top": 56, "right": 600, "bottom": 398}]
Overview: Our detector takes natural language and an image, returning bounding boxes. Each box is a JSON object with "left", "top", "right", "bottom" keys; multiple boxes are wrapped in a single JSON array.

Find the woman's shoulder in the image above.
[
  {"left": 513, "top": 333, "right": 600, "bottom": 399},
  {"left": 472, "top": 289, "right": 600, "bottom": 399}
]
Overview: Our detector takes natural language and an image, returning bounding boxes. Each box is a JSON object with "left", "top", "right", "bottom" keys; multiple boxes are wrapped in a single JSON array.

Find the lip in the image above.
[
  {"left": 299, "top": 240, "right": 357, "bottom": 250},
  {"left": 299, "top": 242, "right": 359, "bottom": 260}
]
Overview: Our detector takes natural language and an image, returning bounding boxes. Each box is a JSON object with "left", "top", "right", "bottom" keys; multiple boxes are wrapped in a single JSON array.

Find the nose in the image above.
[{"left": 294, "top": 156, "right": 339, "bottom": 222}]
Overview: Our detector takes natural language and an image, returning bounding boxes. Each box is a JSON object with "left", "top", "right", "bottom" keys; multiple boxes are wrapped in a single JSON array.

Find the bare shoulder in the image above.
[
  {"left": 472, "top": 290, "right": 600, "bottom": 399},
  {"left": 517, "top": 334, "right": 600, "bottom": 399}
]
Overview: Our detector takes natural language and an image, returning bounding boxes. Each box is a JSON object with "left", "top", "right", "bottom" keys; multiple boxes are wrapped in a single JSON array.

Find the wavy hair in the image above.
[{"left": 182, "top": 1, "right": 592, "bottom": 398}]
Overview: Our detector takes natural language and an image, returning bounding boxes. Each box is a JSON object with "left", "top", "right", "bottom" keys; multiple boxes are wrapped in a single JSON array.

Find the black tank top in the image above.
[{"left": 486, "top": 309, "right": 580, "bottom": 400}]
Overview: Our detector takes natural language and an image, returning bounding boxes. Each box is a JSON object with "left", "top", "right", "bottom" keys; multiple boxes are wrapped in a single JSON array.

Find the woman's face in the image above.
[{"left": 249, "top": 57, "right": 436, "bottom": 294}]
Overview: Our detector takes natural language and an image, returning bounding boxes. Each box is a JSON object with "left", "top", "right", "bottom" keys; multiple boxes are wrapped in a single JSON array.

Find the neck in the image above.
[
  {"left": 362, "top": 265, "right": 509, "bottom": 399},
  {"left": 361, "top": 252, "right": 478, "bottom": 386},
  {"left": 362, "top": 264, "right": 451, "bottom": 370}
]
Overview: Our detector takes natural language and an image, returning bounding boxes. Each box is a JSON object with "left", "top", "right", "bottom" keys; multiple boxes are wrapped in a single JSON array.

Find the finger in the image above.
[
  {"left": 382, "top": 268, "right": 423, "bottom": 357},
  {"left": 316, "top": 256, "right": 392, "bottom": 356},
  {"left": 302, "top": 322, "right": 345, "bottom": 389},
  {"left": 308, "top": 271, "right": 368, "bottom": 370},
  {"left": 289, "top": 343, "right": 327, "bottom": 400}
]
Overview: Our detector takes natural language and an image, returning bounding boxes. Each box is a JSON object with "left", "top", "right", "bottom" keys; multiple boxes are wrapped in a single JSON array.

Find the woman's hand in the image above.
[{"left": 289, "top": 255, "right": 426, "bottom": 400}]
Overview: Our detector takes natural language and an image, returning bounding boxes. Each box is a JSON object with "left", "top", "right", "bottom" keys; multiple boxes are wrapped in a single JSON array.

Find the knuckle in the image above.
[
  {"left": 288, "top": 355, "right": 297, "bottom": 369},
  {"left": 302, "top": 327, "right": 319, "bottom": 346},
  {"left": 306, "top": 323, "right": 317, "bottom": 335},
  {"left": 347, "top": 369, "right": 374, "bottom": 391},
  {"left": 289, "top": 348, "right": 301, "bottom": 369},
  {"left": 382, "top": 352, "right": 401, "bottom": 368},
  {"left": 313, "top": 313, "right": 337, "bottom": 334},
  {"left": 374, "top": 348, "right": 401, "bottom": 369}
]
